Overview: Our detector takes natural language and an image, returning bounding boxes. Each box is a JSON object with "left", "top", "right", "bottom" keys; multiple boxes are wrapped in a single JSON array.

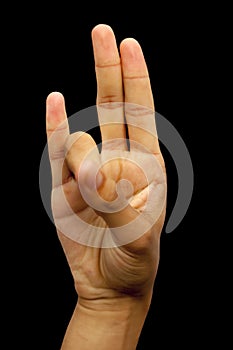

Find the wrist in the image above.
[{"left": 61, "top": 294, "right": 152, "bottom": 350}]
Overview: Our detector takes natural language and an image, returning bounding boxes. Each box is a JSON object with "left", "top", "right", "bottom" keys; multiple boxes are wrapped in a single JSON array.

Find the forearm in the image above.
[{"left": 60, "top": 296, "right": 152, "bottom": 350}]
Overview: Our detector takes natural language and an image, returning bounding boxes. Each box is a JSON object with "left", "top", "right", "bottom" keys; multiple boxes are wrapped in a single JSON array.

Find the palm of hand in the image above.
[{"left": 52, "top": 137, "right": 166, "bottom": 301}]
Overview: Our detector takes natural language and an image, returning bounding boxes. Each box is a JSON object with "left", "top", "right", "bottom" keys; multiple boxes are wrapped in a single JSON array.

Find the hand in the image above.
[{"left": 46, "top": 24, "right": 167, "bottom": 350}]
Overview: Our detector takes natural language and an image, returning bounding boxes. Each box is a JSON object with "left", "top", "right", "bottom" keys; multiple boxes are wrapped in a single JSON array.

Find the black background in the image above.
[{"left": 8, "top": 6, "right": 219, "bottom": 350}]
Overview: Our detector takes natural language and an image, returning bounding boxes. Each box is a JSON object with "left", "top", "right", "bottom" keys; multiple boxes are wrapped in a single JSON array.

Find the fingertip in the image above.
[
  {"left": 78, "top": 160, "right": 104, "bottom": 190},
  {"left": 120, "top": 38, "right": 143, "bottom": 56},
  {"left": 46, "top": 91, "right": 64, "bottom": 106},
  {"left": 91, "top": 24, "right": 119, "bottom": 65},
  {"left": 91, "top": 23, "right": 114, "bottom": 39},
  {"left": 46, "top": 92, "right": 65, "bottom": 117},
  {"left": 46, "top": 92, "right": 67, "bottom": 133},
  {"left": 120, "top": 37, "right": 140, "bottom": 47},
  {"left": 120, "top": 38, "right": 148, "bottom": 77}
]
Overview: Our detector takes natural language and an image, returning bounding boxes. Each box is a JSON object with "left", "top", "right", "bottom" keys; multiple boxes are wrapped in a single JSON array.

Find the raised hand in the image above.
[{"left": 46, "top": 24, "right": 167, "bottom": 350}]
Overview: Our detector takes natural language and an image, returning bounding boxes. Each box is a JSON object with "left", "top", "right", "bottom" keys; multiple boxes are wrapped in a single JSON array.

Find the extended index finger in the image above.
[
  {"left": 120, "top": 39, "right": 161, "bottom": 154},
  {"left": 46, "top": 92, "right": 70, "bottom": 187}
]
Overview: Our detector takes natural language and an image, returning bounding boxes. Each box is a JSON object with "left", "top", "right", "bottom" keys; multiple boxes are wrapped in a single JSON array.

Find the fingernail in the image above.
[
  {"left": 81, "top": 161, "right": 103, "bottom": 190},
  {"left": 96, "top": 171, "right": 104, "bottom": 189}
]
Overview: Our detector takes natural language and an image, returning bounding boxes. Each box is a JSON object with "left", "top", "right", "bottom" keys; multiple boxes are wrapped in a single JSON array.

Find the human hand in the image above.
[{"left": 46, "top": 24, "right": 167, "bottom": 349}]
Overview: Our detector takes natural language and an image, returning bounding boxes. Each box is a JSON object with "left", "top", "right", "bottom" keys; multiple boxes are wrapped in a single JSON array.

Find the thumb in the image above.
[{"left": 78, "top": 159, "right": 154, "bottom": 247}]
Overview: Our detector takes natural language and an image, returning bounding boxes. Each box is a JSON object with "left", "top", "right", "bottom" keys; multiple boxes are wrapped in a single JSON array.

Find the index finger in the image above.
[
  {"left": 120, "top": 39, "right": 161, "bottom": 154},
  {"left": 46, "top": 92, "right": 70, "bottom": 188}
]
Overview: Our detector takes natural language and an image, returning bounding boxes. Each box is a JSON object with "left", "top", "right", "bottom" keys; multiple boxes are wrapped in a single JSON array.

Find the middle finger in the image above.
[{"left": 92, "top": 24, "right": 127, "bottom": 150}]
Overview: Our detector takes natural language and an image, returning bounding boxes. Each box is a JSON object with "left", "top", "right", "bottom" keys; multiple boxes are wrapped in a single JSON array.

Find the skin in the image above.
[{"left": 46, "top": 24, "right": 167, "bottom": 350}]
